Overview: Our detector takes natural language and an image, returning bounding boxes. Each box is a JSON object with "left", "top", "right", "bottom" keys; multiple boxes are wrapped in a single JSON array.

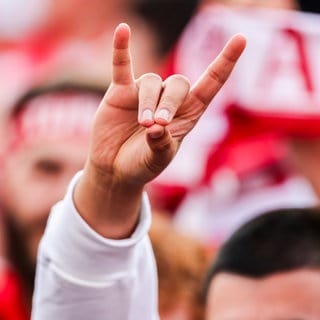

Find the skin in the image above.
[
  {"left": 287, "top": 138, "right": 320, "bottom": 199},
  {"left": 162, "top": 304, "right": 190, "bottom": 320},
  {"left": 206, "top": 270, "right": 320, "bottom": 319},
  {"left": 2, "top": 139, "right": 89, "bottom": 263},
  {"left": 74, "top": 23, "right": 246, "bottom": 239}
]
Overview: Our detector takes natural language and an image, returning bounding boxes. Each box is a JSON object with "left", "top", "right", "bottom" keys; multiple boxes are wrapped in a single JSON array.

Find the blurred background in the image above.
[{"left": 0, "top": 0, "right": 320, "bottom": 319}]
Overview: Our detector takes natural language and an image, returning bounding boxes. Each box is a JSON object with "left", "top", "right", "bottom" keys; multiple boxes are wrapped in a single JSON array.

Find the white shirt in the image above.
[{"left": 31, "top": 172, "right": 159, "bottom": 320}]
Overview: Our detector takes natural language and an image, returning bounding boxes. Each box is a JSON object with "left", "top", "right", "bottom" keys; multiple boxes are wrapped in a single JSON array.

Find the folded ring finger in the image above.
[{"left": 155, "top": 74, "right": 190, "bottom": 125}]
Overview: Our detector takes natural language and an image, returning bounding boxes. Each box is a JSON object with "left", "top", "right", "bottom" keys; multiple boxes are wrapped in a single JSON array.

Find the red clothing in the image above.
[{"left": 0, "top": 267, "right": 29, "bottom": 320}]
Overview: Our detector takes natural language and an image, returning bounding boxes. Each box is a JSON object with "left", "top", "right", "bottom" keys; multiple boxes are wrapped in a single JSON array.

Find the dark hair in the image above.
[
  {"left": 297, "top": 0, "right": 320, "bottom": 13},
  {"left": 134, "top": 0, "right": 199, "bottom": 56},
  {"left": 204, "top": 207, "right": 320, "bottom": 298}
]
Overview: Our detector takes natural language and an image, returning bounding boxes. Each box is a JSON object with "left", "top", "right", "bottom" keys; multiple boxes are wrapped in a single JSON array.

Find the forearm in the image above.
[{"left": 74, "top": 162, "right": 145, "bottom": 239}]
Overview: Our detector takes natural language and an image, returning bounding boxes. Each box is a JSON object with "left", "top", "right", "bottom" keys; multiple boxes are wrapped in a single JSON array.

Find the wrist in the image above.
[
  {"left": 84, "top": 158, "right": 145, "bottom": 194},
  {"left": 74, "top": 162, "right": 145, "bottom": 239}
]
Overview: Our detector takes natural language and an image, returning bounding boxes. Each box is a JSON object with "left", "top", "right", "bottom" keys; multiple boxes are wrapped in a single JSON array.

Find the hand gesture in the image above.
[
  {"left": 76, "top": 23, "right": 246, "bottom": 238},
  {"left": 89, "top": 23, "right": 246, "bottom": 188}
]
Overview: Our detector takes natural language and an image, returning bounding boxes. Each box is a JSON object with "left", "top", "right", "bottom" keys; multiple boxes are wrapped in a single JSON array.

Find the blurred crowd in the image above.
[{"left": 0, "top": 0, "right": 320, "bottom": 319}]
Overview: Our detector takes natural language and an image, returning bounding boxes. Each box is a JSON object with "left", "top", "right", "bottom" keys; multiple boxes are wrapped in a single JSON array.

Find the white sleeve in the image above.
[{"left": 31, "top": 172, "right": 159, "bottom": 320}]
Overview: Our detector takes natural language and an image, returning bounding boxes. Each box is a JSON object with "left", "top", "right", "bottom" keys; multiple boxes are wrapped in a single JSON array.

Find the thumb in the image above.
[{"left": 144, "top": 125, "right": 177, "bottom": 175}]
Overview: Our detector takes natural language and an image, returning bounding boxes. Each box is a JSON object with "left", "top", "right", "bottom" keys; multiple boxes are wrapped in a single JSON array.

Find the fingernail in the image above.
[
  {"left": 156, "top": 109, "right": 170, "bottom": 122},
  {"left": 142, "top": 109, "right": 153, "bottom": 122}
]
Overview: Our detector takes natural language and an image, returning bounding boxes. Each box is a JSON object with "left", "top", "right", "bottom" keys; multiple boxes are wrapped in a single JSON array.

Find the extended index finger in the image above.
[
  {"left": 190, "top": 34, "right": 246, "bottom": 106},
  {"left": 112, "top": 23, "right": 134, "bottom": 85}
]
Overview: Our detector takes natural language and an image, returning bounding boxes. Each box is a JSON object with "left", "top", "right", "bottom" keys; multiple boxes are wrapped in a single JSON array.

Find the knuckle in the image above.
[
  {"left": 141, "top": 73, "right": 162, "bottom": 83},
  {"left": 159, "top": 95, "right": 175, "bottom": 108},
  {"left": 140, "top": 97, "right": 157, "bottom": 108},
  {"left": 166, "top": 74, "right": 190, "bottom": 88},
  {"left": 113, "top": 49, "right": 130, "bottom": 66},
  {"left": 207, "top": 68, "right": 226, "bottom": 85},
  {"left": 113, "top": 57, "right": 130, "bottom": 67}
]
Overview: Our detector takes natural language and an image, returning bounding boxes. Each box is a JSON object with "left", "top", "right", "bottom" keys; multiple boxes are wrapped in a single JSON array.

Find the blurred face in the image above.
[
  {"left": 2, "top": 90, "right": 100, "bottom": 265},
  {"left": 3, "top": 139, "right": 89, "bottom": 264},
  {"left": 206, "top": 270, "right": 320, "bottom": 319}
]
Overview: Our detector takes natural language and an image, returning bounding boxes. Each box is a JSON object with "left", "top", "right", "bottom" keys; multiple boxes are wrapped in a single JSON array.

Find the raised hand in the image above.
[
  {"left": 75, "top": 23, "right": 246, "bottom": 238},
  {"left": 89, "top": 23, "right": 246, "bottom": 187}
]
